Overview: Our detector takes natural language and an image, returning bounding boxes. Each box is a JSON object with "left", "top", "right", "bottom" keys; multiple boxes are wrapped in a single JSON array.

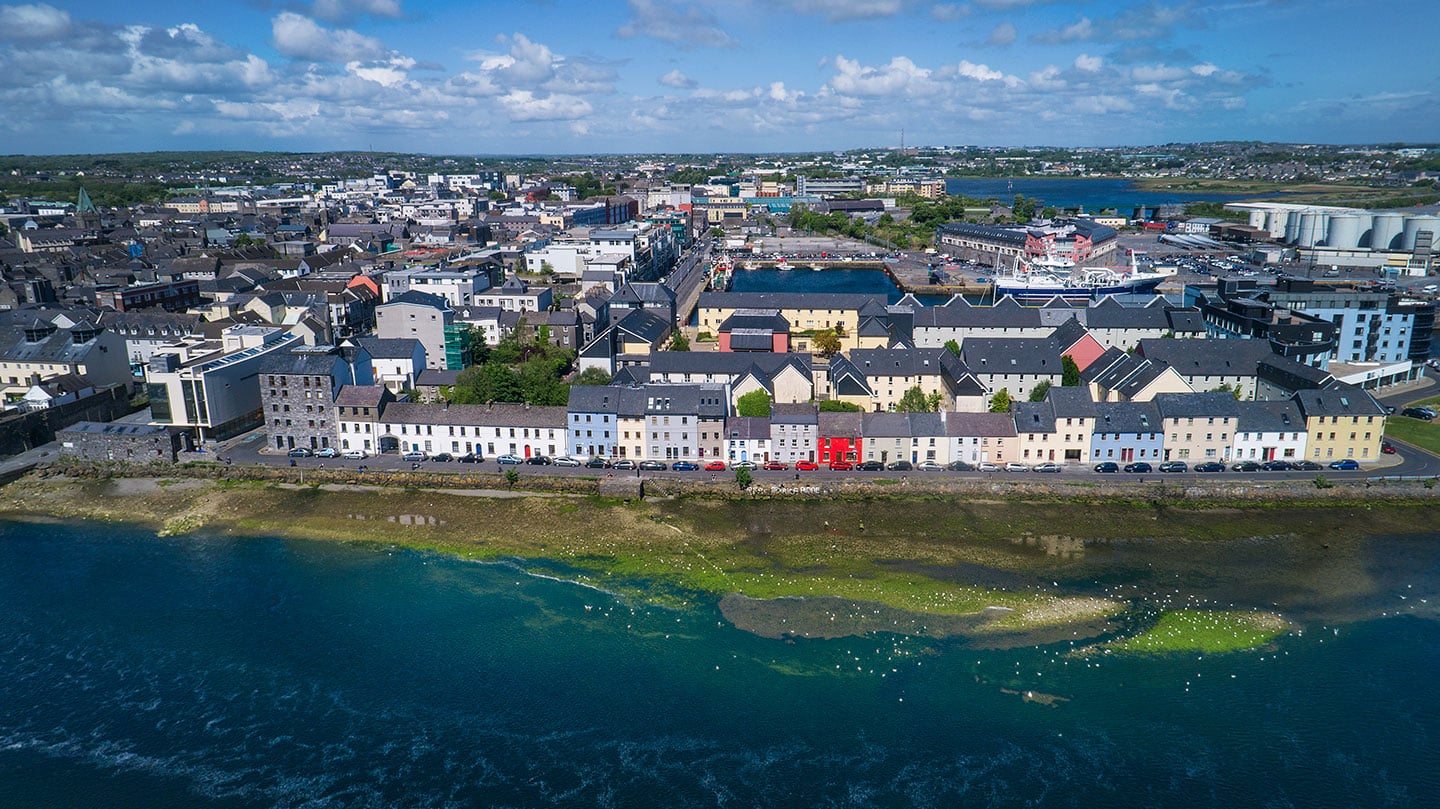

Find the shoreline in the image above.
[{"left": 6, "top": 471, "right": 1437, "bottom": 653}]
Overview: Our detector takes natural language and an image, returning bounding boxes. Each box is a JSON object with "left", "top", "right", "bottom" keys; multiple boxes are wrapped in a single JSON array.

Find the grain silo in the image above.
[
  {"left": 1368, "top": 213, "right": 1404, "bottom": 250},
  {"left": 1325, "top": 214, "right": 1362, "bottom": 249}
]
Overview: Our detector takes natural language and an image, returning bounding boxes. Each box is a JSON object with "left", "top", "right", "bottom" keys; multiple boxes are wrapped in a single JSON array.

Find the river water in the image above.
[
  {"left": 943, "top": 178, "right": 1256, "bottom": 211},
  {"left": 2, "top": 519, "right": 1438, "bottom": 808}
]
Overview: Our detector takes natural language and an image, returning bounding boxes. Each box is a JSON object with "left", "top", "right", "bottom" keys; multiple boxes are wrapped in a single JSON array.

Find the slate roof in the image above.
[
  {"left": 380, "top": 401, "right": 567, "bottom": 428},
  {"left": 647, "top": 351, "right": 811, "bottom": 378},
  {"left": 415, "top": 368, "right": 461, "bottom": 388},
  {"left": 1046, "top": 385, "right": 1098, "bottom": 418},
  {"left": 770, "top": 402, "right": 819, "bottom": 425},
  {"left": 1235, "top": 400, "right": 1305, "bottom": 434},
  {"left": 1153, "top": 391, "right": 1241, "bottom": 419},
  {"left": 383, "top": 290, "right": 450, "bottom": 310},
  {"left": 945, "top": 411, "right": 1018, "bottom": 438},
  {"left": 699, "top": 291, "right": 886, "bottom": 311},
  {"left": 333, "top": 384, "right": 389, "bottom": 408},
  {"left": 1013, "top": 401, "right": 1056, "bottom": 434},
  {"left": 717, "top": 309, "right": 789, "bottom": 333},
  {"left": 818, "top": 410, "right": 862, "bottom": 437},
  {"left": 726, "top": 416, "right": 771, "bottom": 440},
  {"left": 861, "top": 412, "right": 911, "bottom": 437},
  {"left": 961, "top": 337, "right": 1064, "bottom": 376},
  {"left": 1137, "top": 337, "right": 1273, "bottom": 378},
  {"left": 1094, "top": 401, "right": 1163, "bottom": 434},
  {"left": 353, "top": 337, "right": 424, "bottom": 359},
  {"left": 257, "top": 349, "right": 342, "bottom": 376},
  {"left": 1293, "top": 386, "right": 1385, "bottom": 418}
]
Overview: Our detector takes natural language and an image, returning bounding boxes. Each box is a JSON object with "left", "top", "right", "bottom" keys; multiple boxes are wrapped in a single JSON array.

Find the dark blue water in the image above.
[
  {"left": 3, "top": 519, "right": 1439, "bottom": 808},
  {"left": 731, "top": 267, "right": 906, "bottom": 302},
  {"left": 945, "top": 178, "right": 1254, "bottom": 211}
]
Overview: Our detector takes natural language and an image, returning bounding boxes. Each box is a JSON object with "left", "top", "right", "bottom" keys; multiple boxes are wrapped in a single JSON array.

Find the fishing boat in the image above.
[{"left": 992, "top": 251, "right": 1174, "bottom": 302}]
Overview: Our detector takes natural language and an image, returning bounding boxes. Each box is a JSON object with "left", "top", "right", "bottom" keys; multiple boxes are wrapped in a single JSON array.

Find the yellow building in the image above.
[
  {"left": 698, "top": 292, "right": 886, "bottom": 352},
  {"left": 1295, "top": 387, "right": 1386, "bottom": 462}
]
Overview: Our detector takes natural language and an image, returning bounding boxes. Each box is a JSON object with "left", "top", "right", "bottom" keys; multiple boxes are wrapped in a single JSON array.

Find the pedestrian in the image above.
[{"left": 289, "top": 458, "right": 296, "bottom": 468}]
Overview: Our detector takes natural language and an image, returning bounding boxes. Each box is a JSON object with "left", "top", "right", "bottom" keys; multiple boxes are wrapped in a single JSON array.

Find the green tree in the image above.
[
  {"left": 669, "top": 332, "right": 691, "bottom": 351},
  {"left": 818, "top": 399, "right": 861, "bottom": 412},
  {"left": 735, "top": 467, "right": 753, "bottom": 490},
  {"left": 1041, "top": 206, "right": 1059, "bottom": 220},
  {"left": 573, "top": 367, "right": 612, "bottom": 385},
  {"left": 1212, "top": 382, "right": 1243, "bottom": 400},
  {"left": 896, "top": 385, "right": 937, "bottom": 413},
  {"left": 811, "top": 329, "right": 842, "bottom": 358},
  {"left": 503, "top": 468, "right": 520, "bottom": 488},
  {"left": 539, "top": 260, "right": 555, "bottom": 276},
  {"left": 736, "top": 389, "right": 772, "bottom": 418},
  {"left": 451, "top": 362, "right": 522, "bottom": 404},
  {"left": 1061, "top": 355, "right": 1081, "bottom": 387},
  {"left": 944, "top": 339, "right": 961, "bottom": 357},
  {"left": 989, "top": 387, "right": 1012, "bottom": 413},
  {"left": 1028, "top": 380, "right": 1052, "bottom": 402}
]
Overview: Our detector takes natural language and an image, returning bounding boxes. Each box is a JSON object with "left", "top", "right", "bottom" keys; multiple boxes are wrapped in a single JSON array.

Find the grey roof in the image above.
[
  {"left": 770, "top": 402, "right": 819, "bottom": 425},
  {"left": 718, "top": 309, "right": 789, "bottom": 333},
  {"left": 1235, "top": 400, "right": 1305, "bottom": 433},
  {"left": 612, "top": 309, "right": 671, "bottom": 344},
  {"left": 726, "top": 416, "right": 771, "bottom": 440},
  {"left": 861, "top": 412, "right": 911, "bottom": 437},
  {"left": 913, "top": 296, "right": 1046, "bottom": 330},
  {"left": 642, "top": 383, "right": 729, "bottom": 416},
  {"left": 1094, "top": 401, "right": 1163, "bottom": 434},
  {"left": 1046, "top": 385, "right": 1097, "bottom": 418},
  {"left": 647, "top": 350, "right": 810, "bottom": 378},
  {"left": 1083, "top": 297, "right": 1176, "bottom": 330},
  {"left": 1137, "top": 337, "right": 1273, "bottom": 378},
  {"left": 962, "top": 337, "right": 1064, "bottom": 376},
  {"left": 1257, "top": 355, "right": 1334, "bottom": 392},
  {"left": 58, "top": 421, "right": 170, "bottom": 437},
  {"left": 730, "top": 332, "right": 777, "bottom": 351},
  {"left": 354, "top": 337, "right": 424, "bottom": 359},
  {"left": 907, "top": 411, "right": 946, "bottom": 437},
  {"left": 415, "top": 368, "right": 461, "bottom": 387},
  {"left": 0, "top": 319, "right": 105, "bottom": 365},
  {"left": 1013, "top": 401, "right": 1056, "bottom": 434},
  {"left": 699, "top": 291, "right": 885, "bottom": 311},
  {"left": 945, "top": 411, "right": 1017, "bottom": 437},
  {"left": 333, "top": 384, "right": 388, "bottom": 408},
  {"left": 380, "top": 401, "right": 567, "bottom": 428},
  {"left": 1153, "top": 391, "right": 1241, "bottom": 419},
  {"left": 818, "top": 410, "right": 862, "bottom": 436},
  {"left": 1293, "top": 385, "right": 1385, "bottom": 418},
  {"left": 383, "top": 290, "right": 450, "bottom": 310},
  {"left": 257, "top": 349, "right": 343, "bottom": 376}
]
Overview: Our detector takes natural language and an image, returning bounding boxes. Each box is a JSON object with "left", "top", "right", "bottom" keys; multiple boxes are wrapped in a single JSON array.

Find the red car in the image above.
[
  {"left": 795, "top": 460, "right": 819, "bottom": 471},
  {"left": 704, "top": 460, "right": 728, "bottom": 471},
  {"left": 1381, "top": 442, "right": 1398, "bottom": 455},
  {"left": 762, "top": 460, "right": 788, "bottom": 471},
  {"left": 828, "top": 460, "right": 854, "bottom": 471}
]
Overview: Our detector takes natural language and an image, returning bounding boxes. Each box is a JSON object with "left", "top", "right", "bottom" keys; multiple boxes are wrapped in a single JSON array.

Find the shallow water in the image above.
[{"left": 1, "top": 520, "right": 1437, "bottom": 807}]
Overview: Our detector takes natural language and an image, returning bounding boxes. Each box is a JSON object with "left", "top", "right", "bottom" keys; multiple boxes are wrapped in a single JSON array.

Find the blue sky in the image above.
[{"left": 1, "top": 0, "right": 1435, "bottom": 154}]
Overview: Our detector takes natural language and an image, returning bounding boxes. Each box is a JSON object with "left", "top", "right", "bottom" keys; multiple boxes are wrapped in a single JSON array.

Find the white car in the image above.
[
  {"left": 977, "top": 462, "right": 1001, "bottom": 472},
  {"left": 552, "top": 455, "right": 582, "bottom": 467},
  {"left": 342, "top": 450, "right": 366, "bottom": 460},
  {"left": 314, "top": 447, "right": 339, "bottom": 458}
]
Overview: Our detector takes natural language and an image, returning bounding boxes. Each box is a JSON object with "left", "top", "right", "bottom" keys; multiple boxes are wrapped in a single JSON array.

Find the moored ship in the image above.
[{"left": 991, "top": 251, "right": 1174, "bottom": 302}]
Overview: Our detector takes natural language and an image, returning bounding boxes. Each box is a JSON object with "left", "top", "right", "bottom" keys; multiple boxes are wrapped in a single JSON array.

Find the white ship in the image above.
[{"left": 992, "top": 251, "right": 1174, "bottom": 302}]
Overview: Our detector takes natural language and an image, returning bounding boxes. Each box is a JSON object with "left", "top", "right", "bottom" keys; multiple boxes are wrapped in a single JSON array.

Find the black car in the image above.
[
  {"left": 458, "top": 453, "right": 483, "bottom": 463},
  {"left": 612, "top": 459, "right": 636, "bottom": 470},
  {"left": 525, "top": 455, "right": 551, "bottom": 465},
  {"left": 945, "top": 460, "right": 975, "bottom": 471},
  {"left": 1260, "top": 460, "right": 1293, "bottom": 471},
  {"left": 584, "top": 457, "right": 612, "bottom": 469},
  {"left": 857, "top": 460, "right": 886, "bottom": 471},
  {"left": 1401, "top": 407, "right": 1435, "bottom": 420},
  {"left": 1123, "top": 462, "right": 1152, "bottom": 473},
  {"left": 1292, "top": 460, "right": 1322, "bottom": 471},
  {"left": 1158, "top": 461, "right": 1188, "bottom": 473},
  {"left": 1231, "top": 460, "right": 1261, "bottom": 472},
  {"left": 431, "top": 452, "right": 454, "bottom": 462},
  {"left": 886, "top": 460, "right": 914, "bottom": 471},
  {"left": 638, "top": 460, "right": 667, "bottom": 471},
  {"left": 1093, "top": 462, "right": 1119, "bottom": 473},
  {"left": 1194, "top": 461, "right": 1226, "bottom": 472}
]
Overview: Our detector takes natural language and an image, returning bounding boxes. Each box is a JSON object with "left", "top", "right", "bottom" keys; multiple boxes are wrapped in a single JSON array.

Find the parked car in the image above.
[
  {"left": 552, "top": 456, "right": 582, "bottom": 467},
  {"left": 795, "top": 460, "right": 819, "bottom": 471},
  {"left": 762, "top": 460, "right": 788, "bottom": 471},
  {"left": 1093, "top": 461, "right": 1119, "bottom": 473},
  {"left": 1158, "top": 461, "right": 1188, "bottom": 473},
  {"left": 1194, "top": 461, "right": 1225, "bottom": 472},
  {"left": 887, "top": 460, "right": 914, "bottom": 471},
  {"left": 401, "top": 451, "right": 426, "bottom": 462},
  {"left": 638, "top": 460, "right": 667, "bottom": 471},
  {"left": 431, "top": 452, "right": 454, "bottom": 462},
  {"left": 1260, "top": 460, "right": 1293, "bottom": 471},
  {"left": 916, "top": 460, "right": 944, "bottom": 472},
  {"left": 1124, "top": 462, "right": 1152, "bottom": 473},
  {"left": 977, "top": 462, "right": 1002, "bottom": 472},
  {"left": 612, "top": 459, "right": 636, "bottom": 470},
  {"left": 672, "top": 460, "right": 700, "bottom": 471},
  {"left": 1004, "top": 462, "right": 1029, "bottom": 472},
  {"left": 857, "top": 460, "right": 885, "bottom": 471},
  {"left": 315, "top": 447, "right": 339, "bottom": 458},
  {"left": 585, "top": 457, "right": 612, "bottom": 469},
  {"left": 496, "top": 454, "right": 524, "bottom": 465},
  {"left": 1401, "top": 407, "right": 1435, "bottom": 420},
  {"left": 1329, "top": 459, "right": 1361, "bottom": 470},
  {"left": 1293, "top": 460, "right": 1322, "bottom": 471},
  {"left": 458, "top": 453, "right": 483, "bottom": 463},
  {"left": 524, "top": 455, "right": 551, "bottom": 465},
  {"left": 733, "top": 460, "right": 759, "bottom": 470},
  {"left": 1032, "top": 462, "right": 1063, "bottom": 473},
  {"left": 945, "top": 460, "right": 974, "bottom": 472},
  {"left": 1231, "top": 460, "right": 1261, "bottom": 472},
  {"left": 342, "top": 450, "right": 367, "bottom": 460},
  {"left": 704, "top": 460, "right": 728, "bottom": 471},
  {"left": 286, "top": 447, "right": 312, "bottom": 458},
  {"left": 828, "top": 460, "right": 854, "bottom": 471},
  {"left": 1381, "top": 442, "right": 1398, "bottom": 455}
]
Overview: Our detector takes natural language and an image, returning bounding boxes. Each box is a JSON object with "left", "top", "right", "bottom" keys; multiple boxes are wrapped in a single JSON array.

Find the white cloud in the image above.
[
  {"left": 1034, "top": 16, "right": 1092, "bottom": 43},
  {"left": 0, "top": 3, "right": 70, "bottom": 41},
  {"left": 930, "top": 4, "right": 967, "bottom": 22},
  {"left": 617, "top": 0, "right": 737, "bottom": 48},
  {"left": 985, "top": 22, "right": 1017, "bottom": 46},
  {"left": 1073, "top": 53, "right": 1103, "bottom": 72},
  {"left": 347, "top": 56, "right": 415, "bottom": 88},
  {"left": 829, "top": 55, "right": 938, "bottom": 97},
  {"left": 768, "top": 81, "right": 803, "bottom": 103},
  {"left": 659, "top": 69, "right": 697, "bottom": 89},
  {"left": 497, "top": 90, "right": 593, "bottom": 122},
  {"left": 1035, "top": 3, "right": 1194, "bottom": 44},
  {"left": 271, "top": 12, "right": 387, "bottom": 62}
]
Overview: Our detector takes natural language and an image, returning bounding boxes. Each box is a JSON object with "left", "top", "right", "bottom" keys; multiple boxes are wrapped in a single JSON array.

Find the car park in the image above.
[
  {"left": 1123, "top": 462, "right": 1152, "bottom": 473},
  {"left": 401, "top": 451, "right": 426, "bottom": 462},
  {"left": 1093, "top": 462, "right": 1119, "bottom": 473},
  {"left": 638, "top": 460, "right": 667, "bottom": 471},
  {"left": 977, "top": 462, "right": 1002, "bottom": 472},
  {"left": 1032, "top": 462, "right": 1062, "bottom": 473},
  {"left": 315, "top": 447, "right": 338, "bottom": 458},
  {"left": 496, "top": 454, "right": 523, "bottom": 465},
  {"left": 672, "top": 460, "right": 700, "bottom": 471},
  {"left": 612, "top": 459, "right": 636, "bottom": 470},
  {"left": 458, "top": 453, "right": 483, "bottom": 463},
  {"left": 1329, "top": 459, "right": 1361, "bottom": 470},
  {"left": 1158, "top": 461, "right": 1187, "bottom": 473},
  {"left": 552, "top": 456, "right": 582, "bottom": 467},
  {"left": 916, "top": 460, "right": 944, "bottom": 471},
  {"left": 1231, "top": 460, "right": 1260, "bottom": 472},
  {"left": 431, "top": 452, "right": 453, "bottom": 462},
  {"left": 828, "top": 460, "right": 854, "bottom": 471},
  {"left": 524, "top": 455, "right": 551, "bottom": 465},
  {"left": 762, "top": 460, "right": 788, "bottom": 471},
  {"left": 795, "top": 460, "right": 819, "bottom": 471},
  {"left": 1194, "top": 461, "right": 1225, "bottom": 472},
  {"left": 286, "top": 447, "right": 313, "bottom": 458},
  {"left": 704, "top": 460, "right": 728, "bottom": 471},
  {"left": 585, "top": 457, "right": 612, "bottom": 469},
  {"left": 857, "top": 460, "right": 885, "bottom": 471},
  {"left": 342, "top": 450, "right": 367, "bottom": 460},
  {"left": 887, "top": 460, "right": 914, "bottom": 471}
]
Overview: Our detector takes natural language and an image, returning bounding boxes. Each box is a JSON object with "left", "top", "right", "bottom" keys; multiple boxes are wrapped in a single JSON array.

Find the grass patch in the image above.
[
  {"left": 1105, "top": 610, "right": 1289, "bottom": 654},
  {"left": 1384, "top": 416, "right": 1440, "bottom": 456}
]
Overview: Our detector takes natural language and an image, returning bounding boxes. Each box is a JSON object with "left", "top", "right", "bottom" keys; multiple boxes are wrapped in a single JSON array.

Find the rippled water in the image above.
[{"left": 2, "top": 520, "right": 1438, "bottom": 808}]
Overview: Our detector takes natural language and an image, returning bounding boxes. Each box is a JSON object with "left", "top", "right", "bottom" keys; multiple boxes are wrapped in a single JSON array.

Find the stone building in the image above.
[{"left": 57, "top": 421, "right": 183, "bottom": 462}]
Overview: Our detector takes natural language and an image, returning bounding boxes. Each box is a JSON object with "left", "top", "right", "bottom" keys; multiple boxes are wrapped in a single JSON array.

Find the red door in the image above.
[{"left": 1120, "top": 447, "right": 1134, "bottom": 463}]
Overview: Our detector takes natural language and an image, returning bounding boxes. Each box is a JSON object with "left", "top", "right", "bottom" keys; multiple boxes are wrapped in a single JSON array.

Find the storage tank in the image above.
[
  {"left": 1284, "top": 211, "right": 1301, "bottom": 243},
  {"left": 1400, "top": 215, "right": 1440, "bottom": 251},
  {"left": 1248, "top": 210, "right": 1266, "bottom": 229},
  {"left": 1325, "top": 214, "right": 1362, "bottom": 249},
  {"left": 1297, "top": 212, "right": 1327, "bottom": 247},
  {"left": 1369, "top": 212, "right": 1404, "bottom": 250},
  {"left": 1265, "top": 210, "right": 1287, "bottom": 238}
]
